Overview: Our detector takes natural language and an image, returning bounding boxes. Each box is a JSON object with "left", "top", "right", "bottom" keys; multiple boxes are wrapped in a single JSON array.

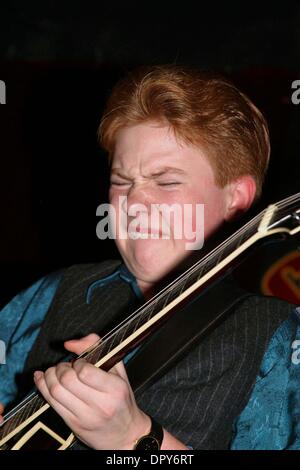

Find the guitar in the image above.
[{"left": 1, "top": 192, "right": 300, "bottom": 450}]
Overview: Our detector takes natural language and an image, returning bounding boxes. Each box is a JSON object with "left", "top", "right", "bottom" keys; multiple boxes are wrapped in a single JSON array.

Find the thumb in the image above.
[{"left": 64, "top": 333, "right": 100, "bottom": 355}]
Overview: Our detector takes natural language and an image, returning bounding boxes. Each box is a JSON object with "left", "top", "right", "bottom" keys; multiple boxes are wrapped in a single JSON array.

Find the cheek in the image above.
[
  {"left": 178, "top": 186, "right": 225, "bottom": 239},
  {"left": 108, "top": 187, "right": 116, "bottom": 203},
  {"left": 174, "top": 189, "right": 202, "bottom": 235},
  {"left": 202, "top": 196, "right": 226, "bottom": 237},
  {"left": 109, "top": 193, "right": 127, "bottom": 233},
  {"left": 114, "top": 236, "right": 126, "bottom": 258},
  {"left": 109, "top": 190, "right": 124, "bottom": 208},
  {"left": 108, "top": 190, "right": 118, "bottom": 214}
]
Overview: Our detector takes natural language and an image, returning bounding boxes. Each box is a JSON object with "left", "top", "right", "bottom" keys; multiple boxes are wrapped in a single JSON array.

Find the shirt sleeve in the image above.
[
  {"left": 230, "top": 307, "right": 300, "bottom": 450},
  {"left": 0, "top": 271, "right": 63, "bottom": 407}
]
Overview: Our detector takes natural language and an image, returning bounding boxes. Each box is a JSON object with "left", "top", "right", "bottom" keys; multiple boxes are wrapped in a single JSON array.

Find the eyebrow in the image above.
[
  {"left": 111, "top": 166, "right": 186, "bottom": 178},
  {"left": 110, "top": 170, "right": 132, "bottom": 180},
  {"left": 150, "top": 166, "right": 186, "bottom": 177}
]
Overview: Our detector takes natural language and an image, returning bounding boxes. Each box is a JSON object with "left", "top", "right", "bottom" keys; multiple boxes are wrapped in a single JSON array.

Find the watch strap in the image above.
[{"left": 134, "top": 415, "right": 163, "bottom": 450}]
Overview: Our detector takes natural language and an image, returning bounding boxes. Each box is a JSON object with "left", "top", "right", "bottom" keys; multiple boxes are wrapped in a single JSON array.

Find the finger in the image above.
[
  {"left": 55, "top": 361, "right": 108, "bottom": 408},
  {"left": 109, "top": 360, "right": 129, "bottom": 382},
  {"left": 34, "top": 369, "right": 91, "bottom": 422},
  {"left": 64, "top": 333, "right": 100, "bottom": 355},
  {"left": 72, "top": 359, "right": 125, "bottom": 393}
]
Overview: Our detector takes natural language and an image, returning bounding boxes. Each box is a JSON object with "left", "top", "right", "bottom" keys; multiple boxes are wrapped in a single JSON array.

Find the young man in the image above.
[{"left": 0, "top": 65, "right": 299, "bottom": 450}]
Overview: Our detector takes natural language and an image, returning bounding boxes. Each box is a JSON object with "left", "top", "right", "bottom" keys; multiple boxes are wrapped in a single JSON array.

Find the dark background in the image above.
[{"left": 0, "top": 1, "right": 300, "bottom": 307}]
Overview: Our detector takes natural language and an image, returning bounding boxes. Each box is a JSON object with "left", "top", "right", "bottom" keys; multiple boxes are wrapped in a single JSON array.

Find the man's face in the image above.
[{"left": 109, "top": 121, "right": 231, "bottom": 289}]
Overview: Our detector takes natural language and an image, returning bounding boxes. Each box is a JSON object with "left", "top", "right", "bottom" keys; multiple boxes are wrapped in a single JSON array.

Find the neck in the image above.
[
  {"left": 135, "top": 250, "right": 204, "bottom": 301},
  {"left": 136, "top": 279, "right": 156, "bottom": 300}
]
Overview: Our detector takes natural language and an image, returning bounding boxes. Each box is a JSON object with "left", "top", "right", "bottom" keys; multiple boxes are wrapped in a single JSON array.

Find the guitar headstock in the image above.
[{"left": 257, "top": 192, "right": 300, "bottom": 236}]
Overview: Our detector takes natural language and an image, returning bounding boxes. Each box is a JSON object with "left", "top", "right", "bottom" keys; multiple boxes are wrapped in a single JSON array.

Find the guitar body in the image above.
[{"left": 0, "top": 404, "right": 74, "bottom": 450}]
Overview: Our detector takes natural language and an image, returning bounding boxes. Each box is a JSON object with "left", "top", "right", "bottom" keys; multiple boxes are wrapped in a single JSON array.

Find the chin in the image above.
[
  {"left": 124, "top": 240, "right": 186, "bottom": 284},
  {"left": 135, "top": 241, "right": 167, "bottom": 267}
]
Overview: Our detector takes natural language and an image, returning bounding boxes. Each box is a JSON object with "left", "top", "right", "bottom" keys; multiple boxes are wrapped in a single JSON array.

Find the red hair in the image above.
[{"left": 98, "top": 65, "right": 270, "bottom": 198}]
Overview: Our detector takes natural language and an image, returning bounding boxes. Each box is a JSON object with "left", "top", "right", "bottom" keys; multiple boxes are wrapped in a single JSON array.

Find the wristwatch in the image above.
[{"left": 134, "top": 415, "right": 164, "bottom": 450}]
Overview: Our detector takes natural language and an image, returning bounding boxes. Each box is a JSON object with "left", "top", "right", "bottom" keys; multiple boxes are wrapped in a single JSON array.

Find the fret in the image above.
[
  {"left": 161, "top": 290, "right": 171, "bottom": 309},
  {"left": 129, "top": 309, "right": 150, "bottom": 335},
  {"left": 84, "top": 344, "right": 104, "bottom": 364},
  {"left": 215, "top": 246, "right": 226, "bottom": 266},
  {"left": 1, "top": 394, "right": 43, "bottom": 439},
  {"left": 135, "top": 297, "right": 162, "bottom": 329},
  {"left": 235, "top": 230, "right": 246, "bottom": 249},
  {"left": 104, "top": 319, "right": 138, "bottom": 357},
  {"left": 173, "top": 279, "right": 188, "bottom": 300},
  {"left": 196, "top": 263, "right": 205, "bottom": 282}
]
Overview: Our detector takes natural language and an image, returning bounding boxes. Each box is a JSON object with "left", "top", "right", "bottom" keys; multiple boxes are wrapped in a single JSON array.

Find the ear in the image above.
[{"left": 224, "top": 176, "right": 256, "bottom": 221}]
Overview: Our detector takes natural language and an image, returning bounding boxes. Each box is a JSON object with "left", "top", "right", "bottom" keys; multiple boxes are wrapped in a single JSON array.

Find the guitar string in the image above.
[
  {"left": 277, "top": 192, "right": 300, "bottom": 209},
  {"left": 1, "top": 394, "right": 43, "bottom": 437}
]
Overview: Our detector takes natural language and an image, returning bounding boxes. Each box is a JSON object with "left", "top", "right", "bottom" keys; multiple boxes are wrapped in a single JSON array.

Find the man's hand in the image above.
[{"left": 33, "top": 333, "right": 151, "bottom": 450}]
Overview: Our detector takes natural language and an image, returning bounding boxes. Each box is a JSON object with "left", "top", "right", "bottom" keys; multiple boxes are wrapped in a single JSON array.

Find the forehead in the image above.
[{"left": 112, "top": 122, "right": 209, "bottom": 174}]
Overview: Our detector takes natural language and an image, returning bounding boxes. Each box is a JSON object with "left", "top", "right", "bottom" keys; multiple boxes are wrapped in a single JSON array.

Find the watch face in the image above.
[{"left": 135, "top": 436, "right": 160, "bottom": 451}]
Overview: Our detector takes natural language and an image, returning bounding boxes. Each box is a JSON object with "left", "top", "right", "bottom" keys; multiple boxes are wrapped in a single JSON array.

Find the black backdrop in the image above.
[{"left": 0, "top": 1, "right": 300, "bottom": 307}]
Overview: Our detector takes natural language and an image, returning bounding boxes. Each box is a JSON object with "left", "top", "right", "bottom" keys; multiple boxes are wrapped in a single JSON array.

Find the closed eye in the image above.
[
  {"left": 110, "top": 181, "right": 131, "bottom": 186},
  {"left": 157, "top": 182, "right": 181, "bottom": 186}
]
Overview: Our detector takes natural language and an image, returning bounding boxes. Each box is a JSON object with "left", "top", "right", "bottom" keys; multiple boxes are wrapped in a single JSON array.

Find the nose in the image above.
[{"left": 123, "top": 182, "right": 152, "bottom": 215}]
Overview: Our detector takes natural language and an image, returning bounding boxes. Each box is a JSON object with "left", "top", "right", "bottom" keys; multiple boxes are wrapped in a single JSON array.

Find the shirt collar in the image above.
[{"left": 86, "top": 262, "right": 144, "bottom": 304}]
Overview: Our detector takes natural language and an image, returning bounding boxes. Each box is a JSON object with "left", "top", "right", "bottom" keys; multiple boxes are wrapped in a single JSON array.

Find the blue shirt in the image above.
[
  {"left": 0, "top": 264, "right": 143, "bottom": 407},
  {"left": 231, "top": 308, "right": 300, "bottom": 450},
  {"left": 1, "top": 265, "right": 300, "bottom": 449}
]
